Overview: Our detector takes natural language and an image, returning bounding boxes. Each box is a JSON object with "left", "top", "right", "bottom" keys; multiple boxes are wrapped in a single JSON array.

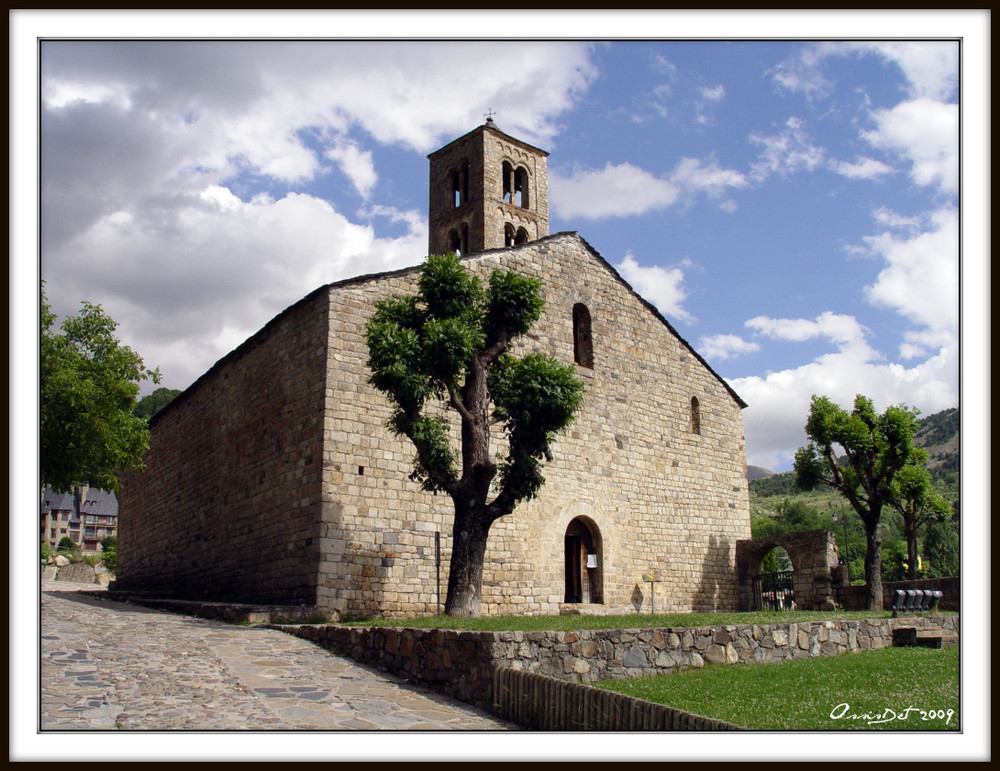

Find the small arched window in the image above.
[
  {"left": 504, "top": 223, "right": 516, "bottom": 247},
  {"left": 448, "top": 225, "right": 469, "bottom": 256},
  {"left": 573, "top": 303, "right": 594, "bottom": 369},
  {"left": 690, "top": 396, "right": 701, "bottom": 435},
  {"left": 515, "top": 227, "right": 529, "bottom": 244},
  {"left": 502, "top": 161, "right": 514, "bottom": 203}
]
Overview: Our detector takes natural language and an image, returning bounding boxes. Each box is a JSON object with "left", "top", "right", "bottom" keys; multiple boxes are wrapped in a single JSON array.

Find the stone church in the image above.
[{"left": 116, "top": 119, "right": 752, "bottom": 618}]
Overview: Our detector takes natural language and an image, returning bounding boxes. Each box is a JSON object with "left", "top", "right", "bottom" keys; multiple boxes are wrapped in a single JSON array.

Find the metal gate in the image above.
[{"left": 752, "top": 570, "right": 795, "bottom": 611}]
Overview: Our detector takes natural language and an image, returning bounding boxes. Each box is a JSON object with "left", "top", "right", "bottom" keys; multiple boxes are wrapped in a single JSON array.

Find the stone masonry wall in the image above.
[
  {"left": 116, "top": 289, "right": 330, "bottom": 606},
  {"left": 317, "top": 233, "right": 750, "bottom": 618},
  {"left": 284, "top": 615, "right": 959, "bottom": 714}
]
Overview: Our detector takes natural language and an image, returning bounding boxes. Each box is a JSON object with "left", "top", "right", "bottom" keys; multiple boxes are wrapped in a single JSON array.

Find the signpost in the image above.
[{"left": 642, "top": 573, "right": 663, "bottom": 615}]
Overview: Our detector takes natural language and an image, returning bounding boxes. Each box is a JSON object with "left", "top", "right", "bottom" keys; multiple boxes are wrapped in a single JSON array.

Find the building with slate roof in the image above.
[{"left": 40, "top": 484, "right": 118, "bottom": 552}]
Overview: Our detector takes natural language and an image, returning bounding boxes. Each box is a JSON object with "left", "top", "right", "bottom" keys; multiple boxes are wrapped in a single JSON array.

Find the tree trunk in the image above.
[
  {"left": 863, "top": 518, "right": 883, "bottom": 611},
  {"left": 443, "top": 505, "right": 492, "bottom": 617},
  {"left": 905, "top": 521, "right": 920, "bottom": 580}
]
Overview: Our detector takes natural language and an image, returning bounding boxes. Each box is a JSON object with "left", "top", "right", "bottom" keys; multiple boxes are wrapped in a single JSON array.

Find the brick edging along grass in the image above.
[{"left": 278, "top": 615, "right": 959, "bottom": 720}]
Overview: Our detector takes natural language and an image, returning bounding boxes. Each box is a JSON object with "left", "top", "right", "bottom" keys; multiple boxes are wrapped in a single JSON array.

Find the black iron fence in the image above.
[{"left": 752, "top": 570, "right": 795, "bottom": 611}]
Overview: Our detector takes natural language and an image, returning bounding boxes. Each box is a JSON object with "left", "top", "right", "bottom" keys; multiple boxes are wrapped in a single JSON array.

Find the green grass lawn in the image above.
[
  {"left": 596, "top": 646, "right": 959, "bottom": 731},
  {"left": 340, "top": 609, "right": 914, "bottom": 631}
]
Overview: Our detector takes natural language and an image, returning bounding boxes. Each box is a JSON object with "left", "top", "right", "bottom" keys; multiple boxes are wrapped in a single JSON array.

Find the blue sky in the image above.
[
  {"left": 10, "top": 11, "right": 991, "bottom": 764},
  {"left": 28, "top": 30, "right": 971, "bottom": 472}
]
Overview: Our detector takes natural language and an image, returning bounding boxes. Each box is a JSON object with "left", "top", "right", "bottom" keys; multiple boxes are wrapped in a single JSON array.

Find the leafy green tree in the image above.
[
  {"left": 56, "top": 535, "right": 78, "bottom": 553},
  {"left": 99, "top": 535, "right": 118, "bottom": 572},
  {"left": 133, "top": 387, "right": 182, "bottom": 421},
  {"left": 922, "top": 517, "right": 960, "bottom": 578},
  {"left": 794, "top": 394, "right": 923, "bottom": 610},
  {"left": 365, "top": 254, "right": 585, "bottom": 617},
  {"left": 881, "top": 540, "right": 909, "bottom": 582},
  {"left": 41, "top": 289, "right": 160, "bottom": 493},
  {"left": 890, "top": 462, "right": 953, "bottom": 580}
]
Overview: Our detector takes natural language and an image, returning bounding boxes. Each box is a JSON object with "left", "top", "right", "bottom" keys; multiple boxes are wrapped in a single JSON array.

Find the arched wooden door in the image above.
[{"left": 564, "top": 517, "right": 603, "bottom": 604}]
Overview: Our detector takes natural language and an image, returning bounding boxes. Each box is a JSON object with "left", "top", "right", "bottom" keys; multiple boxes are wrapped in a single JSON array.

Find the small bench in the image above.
[
  {"left": 892, "top": 627, "right": 946, "bottom": 649},
  {"left": 889, "top": 588, "right": 942, "bottom": 617}
]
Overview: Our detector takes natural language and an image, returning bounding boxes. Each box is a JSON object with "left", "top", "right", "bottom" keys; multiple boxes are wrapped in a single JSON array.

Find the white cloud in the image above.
[
  {"left": 669, "top": 157, "right": 748, "bottom": 199},
  {"left": 39, "top": 40, "right": 597, "bottom": 390},
  {"left": 550, "top": 163, "right": 680, "bottom": 219},
  {"left": 769, "top": 45, "right": 832, "bottom": 100},
  {"left": 552, "top": 156, "right": 746, "bottom": 219},
  {"left": 324, "top": 140, "right": 378, "bottom": 199},
  {"left": 733, "top": 341, "right": 957, "bottom": 471},
  {"left": 771, "top": 41, "right": 958, "bottom": 102},
  {"left": 650, "top": 54, "right": 678, "bottom": 78},
  {"left": 831, "top": 156, "right": 893, "bottom": 181},
  {"left": 749, "top": 117, "right": 824, "bottom": 181},
  {"left": 41, "top": 40, "right": 598, "bottom": 191},
  {"left": 871, "top": 206, "right": 922, "bottom": 230},
  {"left": 735, "top": 201, "right": 958, "bottom": 470},
  {"left": 699, "top": 84, "right": 725, "bottom": 101},
  {"left": 698, "top": 334, "right": 759, "bottom": 361},
  {"left": 44, "top": 188, "right": 428, "bottom": 390},
  {"left": 861, "top": 205, "right": 958, "bottom": 345},
  {"left": 746, "top": 311, "right": 878, "bottom": 360},
  {"left": 862, "top": 98, "right": 958, "bottom": 194},
  {"left": 615, "top": 254, "right": 693, "bottom": 324},
  {"left": 859, "top": 41, "right": 959, "bottom": 101},
  {"left": 734, "top": 308, "right": 956, "bottom": 469}
]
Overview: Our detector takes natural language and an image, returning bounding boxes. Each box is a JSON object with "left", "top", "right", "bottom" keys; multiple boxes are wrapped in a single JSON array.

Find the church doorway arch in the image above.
[{"left": 564, "top": 516, "right": 603, "bottom": 604}]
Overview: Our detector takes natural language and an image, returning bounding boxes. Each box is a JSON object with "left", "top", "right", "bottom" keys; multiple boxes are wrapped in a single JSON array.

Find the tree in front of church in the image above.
[
  {"left": 365, "top": 254, "right": 585, "bottom": 617},
  {"left": 890, "top": 462, "right": 953, "bottom": 580},
  {"left": 794, "top": 394, "right": 923, "bottom": 611},
  {"left": 41, "top": 288, "right": 160, "bottom": 493}
]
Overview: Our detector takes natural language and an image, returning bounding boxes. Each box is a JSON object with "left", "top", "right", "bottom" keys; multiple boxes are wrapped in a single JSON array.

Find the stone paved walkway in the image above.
[{"left": 40, "top": 582, "right": 509, "bottom": 731}]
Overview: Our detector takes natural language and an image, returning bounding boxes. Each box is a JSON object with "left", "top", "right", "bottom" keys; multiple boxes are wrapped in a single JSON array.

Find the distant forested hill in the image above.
[{"left": 914, "top": 407, "right": 959, "bottom": 478}]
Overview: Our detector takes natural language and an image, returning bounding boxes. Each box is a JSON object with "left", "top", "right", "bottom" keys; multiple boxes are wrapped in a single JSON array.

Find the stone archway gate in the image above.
[{"left": 735, "top": 530, "right": 840, "bottom": 611}]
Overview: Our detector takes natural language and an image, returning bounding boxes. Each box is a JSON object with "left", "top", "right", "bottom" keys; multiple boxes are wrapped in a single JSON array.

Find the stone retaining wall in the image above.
[{"left": 281, "top": 615, "right": 959, "bottom": 716}]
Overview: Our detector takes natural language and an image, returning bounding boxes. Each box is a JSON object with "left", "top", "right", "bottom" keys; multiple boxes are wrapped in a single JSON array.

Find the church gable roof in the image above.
[
  {"left": 466, "top": 232, "right": 748, "bottom": 409},
  {"left": 328, "top": 231, "right": 747, "bottom": 409},
  {"left": 154, "top": 232, "right": 745, "bottom": 427}
]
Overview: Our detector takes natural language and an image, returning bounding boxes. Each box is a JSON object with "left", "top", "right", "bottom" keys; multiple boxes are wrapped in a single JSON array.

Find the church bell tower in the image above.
[{"left": 428, "top": 117, "right": 549, "bottom": 256}]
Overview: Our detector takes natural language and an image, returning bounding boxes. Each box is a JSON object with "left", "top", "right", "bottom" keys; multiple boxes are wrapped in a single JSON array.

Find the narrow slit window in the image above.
[
  {"left": 690, "top": 396, "right": 701, "bottom": 435},
  {"left": 573, "top": 303, "right": 594, "bottom": 368}
]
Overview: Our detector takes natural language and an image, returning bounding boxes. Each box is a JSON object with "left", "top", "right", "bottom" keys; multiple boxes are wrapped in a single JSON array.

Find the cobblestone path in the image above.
[{"left": 40, "top": 583, "right": 509, "bottom": 731}]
